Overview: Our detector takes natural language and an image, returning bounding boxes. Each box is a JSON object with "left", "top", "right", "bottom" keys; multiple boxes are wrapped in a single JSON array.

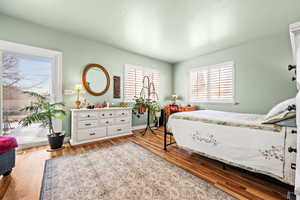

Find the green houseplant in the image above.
[
  {"left": 19, "top": 91, "right": 66, "bottom": 150},
  {"left": 132, "top": 97, "right": 161, "bottom": 123}
]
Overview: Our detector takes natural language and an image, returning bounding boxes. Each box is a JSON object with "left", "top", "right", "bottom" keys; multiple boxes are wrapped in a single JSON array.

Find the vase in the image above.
[
  {"left": 75, "top": 100, "right": 81, "bottom": 109},
  {"left": 155, "top": 111, "right": 161, "bottom": 118}
]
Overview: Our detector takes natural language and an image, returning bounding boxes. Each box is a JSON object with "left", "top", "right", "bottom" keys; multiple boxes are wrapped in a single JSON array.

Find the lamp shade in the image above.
[{"left": 74, "top": 84, "right": 82, "bottom": 91}]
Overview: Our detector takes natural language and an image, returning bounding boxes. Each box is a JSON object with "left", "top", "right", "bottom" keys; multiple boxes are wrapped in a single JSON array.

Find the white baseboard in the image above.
[
  {"left": 64, "top": 136, "right": 70, "bottom": 142},
  {"left": 132, "top": 124, "right": 157, "bottom": 131}
]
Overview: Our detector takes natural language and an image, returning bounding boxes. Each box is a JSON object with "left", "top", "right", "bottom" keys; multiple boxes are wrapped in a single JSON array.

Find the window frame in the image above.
[
  {"left": 0, "top": 40, "right": 63, "bottom": 135},
  {"left": 189, "top": 61, "right": 235, "bottom": 104},
  {"left": 123, "top": 64, "right": 160, "bottom": 103}
]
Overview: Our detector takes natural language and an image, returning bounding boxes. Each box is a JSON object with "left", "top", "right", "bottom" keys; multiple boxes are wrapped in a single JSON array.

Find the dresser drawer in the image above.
[
  {"left": 78, "top": 120, "right": 98, "bottom": 129},
  {"left": 115, "top": 110, "right": 130, "bottom": 117},
  {"left": 71, "top": 108, "right": 132, "bottom": 146},
  {"left": 77, "top": 127, "right": 106, "bottom": 141},
  {"left": 78, "top": 112, "right": 97, "bottom": 120},
  {"left": 107, "top": 124, "right": 131, "bottom": 136},
  {"left": 99, "top": 118, "right": 114, "bottom": 126},
  {"left": 99, "top": 111, "right": 115, "bottom": 118},
  {"left": 114, "top": 117, "right": 130, "bottom": 125}
]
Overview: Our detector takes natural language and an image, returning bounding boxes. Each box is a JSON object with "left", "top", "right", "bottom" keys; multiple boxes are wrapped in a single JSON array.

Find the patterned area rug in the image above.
[{"left": 40, "top": 142, "right": 236, "bottom": 200}]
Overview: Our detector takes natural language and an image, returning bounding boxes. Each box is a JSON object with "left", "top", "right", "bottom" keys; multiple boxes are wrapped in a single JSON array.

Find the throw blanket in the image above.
[
  {"left": 0, "top": 137, "right": 18, "bottom": 154},
  {"left": 170, "top": 110, "right": 282, "bottom": 132}
]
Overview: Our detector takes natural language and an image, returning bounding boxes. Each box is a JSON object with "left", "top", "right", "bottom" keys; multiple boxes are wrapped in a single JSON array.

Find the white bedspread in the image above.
[
  {"left": 168, "top": 110, "right": 285, "bottom": 180},
  {"left": 175, "top": 110, "right": 265, "bottom": 125}
]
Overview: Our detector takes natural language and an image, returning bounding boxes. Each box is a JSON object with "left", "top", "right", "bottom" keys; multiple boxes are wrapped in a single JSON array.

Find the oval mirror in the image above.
[{"left": 82, "top": 64, "right": 110, "bottom": 96}]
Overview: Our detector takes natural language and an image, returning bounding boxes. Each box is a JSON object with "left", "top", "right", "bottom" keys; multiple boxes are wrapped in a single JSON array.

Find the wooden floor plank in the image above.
[{"left": 0, "top": 127, "right": 292, "bottom": 200}]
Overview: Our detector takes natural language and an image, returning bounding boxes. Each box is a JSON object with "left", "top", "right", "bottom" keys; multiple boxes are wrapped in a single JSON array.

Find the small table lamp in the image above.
[
  {"left": 74, "top": 84, "right": 82, "bottom": 109},
  {"left": 171, "top": 94, "right": 180, "bottom": 105}
]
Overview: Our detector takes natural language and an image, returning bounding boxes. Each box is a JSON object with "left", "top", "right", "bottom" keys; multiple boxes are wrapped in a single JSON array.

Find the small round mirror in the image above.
[{"left": 82, "top": 64, "right": 110, "bottom": 96}]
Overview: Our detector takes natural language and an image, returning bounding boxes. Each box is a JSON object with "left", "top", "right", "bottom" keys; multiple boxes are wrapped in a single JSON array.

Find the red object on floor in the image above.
[{"left": 0, "top": 137, "right": 18, "bottom": 154}]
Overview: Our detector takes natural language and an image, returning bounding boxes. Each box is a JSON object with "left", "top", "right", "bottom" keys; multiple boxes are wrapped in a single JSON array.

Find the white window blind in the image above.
[
  {"left": 190, "top": 62, "right": 234, "bottom": 103},
  {"left": 124, "top": 64, "right": 160, "bottom": 102}
]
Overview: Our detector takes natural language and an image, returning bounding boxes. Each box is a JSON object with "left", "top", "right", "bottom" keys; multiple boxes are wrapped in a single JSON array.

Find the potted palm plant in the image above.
[{"left": 19, "top": 91, "right": 66, "bottom": 150}]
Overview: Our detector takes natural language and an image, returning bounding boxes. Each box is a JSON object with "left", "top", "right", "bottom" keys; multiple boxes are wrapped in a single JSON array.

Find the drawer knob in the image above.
[
  {"left": 102, "top": 114, "right": 105, "bottom": 116},
  {"left": 288, "top": 147, "right": 297, "bottom": 153},
  {"left": 85, "top": 123, "right": 91, "bottom": 126},
  {"left": 121, "top": 120, "right": 125, "bottom": 122},
  {"left": 122, "top": 113, "right": 125, "bottom": 115},
  {"left": 89, "top": 133, "right": 96, "bottom": 136},
  {"left": 106, "top": 121, "right": 109, "bottom": 124},
  {"left": 117, "top": 128, "right": 122, "bottom": 131},
  {"left": 110, "top": 113, "right": 113, "bottom": 116},
  {"left": 291, "top": 130, "right": 297, "bottom": 134},
  {"left": 87, "top": 115, "right": 90, "bottom": 117},
  {"left": 291, "top": 163, "right": 296, "bottom": 170}
]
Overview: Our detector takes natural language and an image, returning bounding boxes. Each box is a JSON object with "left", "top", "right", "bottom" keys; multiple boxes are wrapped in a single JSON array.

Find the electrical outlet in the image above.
[{"left": 64, "top": 89, "right": 74, "bottom": 95}]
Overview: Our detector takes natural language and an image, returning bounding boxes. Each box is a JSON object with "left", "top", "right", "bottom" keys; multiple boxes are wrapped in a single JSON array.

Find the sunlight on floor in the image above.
[{"left": 8, "top": 123, "right": 48, "bottom": 150}]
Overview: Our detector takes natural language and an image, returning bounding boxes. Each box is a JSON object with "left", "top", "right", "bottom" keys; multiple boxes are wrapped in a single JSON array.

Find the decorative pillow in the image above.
[
  {"left": 262, "top": 110, "right": 296, "bottom": 124},
  {"left": 263, "top": 97, "right": 296, "bottom": 124}
]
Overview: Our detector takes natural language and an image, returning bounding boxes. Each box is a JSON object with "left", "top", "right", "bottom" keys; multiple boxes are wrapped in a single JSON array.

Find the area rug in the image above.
[{"left": 40, "top": 142, "right": 236, "bottom": 200}]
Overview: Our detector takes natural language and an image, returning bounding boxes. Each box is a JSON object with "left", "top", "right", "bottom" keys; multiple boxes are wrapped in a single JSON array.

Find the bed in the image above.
[{"left": 167, "top": 109, "right": 296, "bottom": 185}]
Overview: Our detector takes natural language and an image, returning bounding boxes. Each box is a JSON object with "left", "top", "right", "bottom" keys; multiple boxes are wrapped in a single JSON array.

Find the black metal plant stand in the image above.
[
  {"left": 141, "top": 105, "right": 155, "bottom": 135},
  {"left": 138, "top": 76, "right": 159, "bottom": 136}
]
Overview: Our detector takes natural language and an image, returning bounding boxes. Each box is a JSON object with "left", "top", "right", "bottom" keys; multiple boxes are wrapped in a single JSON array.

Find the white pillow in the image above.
[{"left": 265, "top": 97, "right": 296, "bottom": 120}]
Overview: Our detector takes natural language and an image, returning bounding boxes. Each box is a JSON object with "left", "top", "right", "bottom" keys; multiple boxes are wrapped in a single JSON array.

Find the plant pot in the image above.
[
  {"left": 48, "top": 133, "right": 65, "bottom": 150},
  {"left": 139, "top": 106, "right": 147, "bottom": 114}
]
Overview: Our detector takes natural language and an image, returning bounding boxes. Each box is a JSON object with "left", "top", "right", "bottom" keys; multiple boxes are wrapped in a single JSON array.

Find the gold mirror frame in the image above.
[{"left": 82, "top": 63, "right": 110, "bottom": 96}]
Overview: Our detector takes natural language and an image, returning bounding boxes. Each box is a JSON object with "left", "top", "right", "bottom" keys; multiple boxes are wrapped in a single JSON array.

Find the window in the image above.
[
  {"left": 190, "top": 61, "right": 234, "bottom": 103},
  {"left": 0, "top": 40, "right": 62, "bottom": 142},
  {"left": 124, "top": 64, "right": 160, "bottom": 102}
]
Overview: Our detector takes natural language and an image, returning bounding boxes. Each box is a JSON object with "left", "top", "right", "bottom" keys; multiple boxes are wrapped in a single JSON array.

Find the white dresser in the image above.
[{"left": 70, "top": 107, "right": 132, "bottom": 146}]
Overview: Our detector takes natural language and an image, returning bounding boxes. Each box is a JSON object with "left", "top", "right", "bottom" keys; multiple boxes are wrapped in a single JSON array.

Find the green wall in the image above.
[
  {"left": 0, "top": 14, "right": 173, "bottom": 134},
  {"left": 0, "top": 13, "right": 298, "bottom": 136},
  {"left": 173, "top": 33, "right": 297, "bottom": 114}
]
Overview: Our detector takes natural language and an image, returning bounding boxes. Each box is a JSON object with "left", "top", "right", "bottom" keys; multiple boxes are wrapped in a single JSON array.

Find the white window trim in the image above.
[
  {"left": 123, "top": 64, "right": 160, "bottom": 103},
  {"left": 188, "top": 61, "right": 236, "bottom": 105},
  {"left": 0, "top": 40, "right": 63, "bottom": 134}
]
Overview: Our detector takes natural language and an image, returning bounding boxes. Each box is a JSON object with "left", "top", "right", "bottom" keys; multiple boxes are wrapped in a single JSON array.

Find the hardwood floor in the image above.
[{"left": 0, "top": 127, "right": 292, "bottom": 200}]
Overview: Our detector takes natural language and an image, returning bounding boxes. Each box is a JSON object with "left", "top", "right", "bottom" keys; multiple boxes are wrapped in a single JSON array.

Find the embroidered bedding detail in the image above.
[
  {"left": 259, "top": 146, "right": 284, "bottom": 162},
  {"left": 181, "top": 145, "right": 284, "bottom": 180},
  {"left": 192, "top": 131, "right": 218, "bottom": 146},
  {"left": 167, "top": 113, "right": 288, "bottom": 183},
  {"left": 170, "top": 110, "right": 282, "bottom": 132}
]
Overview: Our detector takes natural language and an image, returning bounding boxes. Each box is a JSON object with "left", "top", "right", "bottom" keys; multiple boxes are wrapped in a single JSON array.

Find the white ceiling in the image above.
[{"left": 0, "top": 0, "right": 300, "bottom": 63}]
